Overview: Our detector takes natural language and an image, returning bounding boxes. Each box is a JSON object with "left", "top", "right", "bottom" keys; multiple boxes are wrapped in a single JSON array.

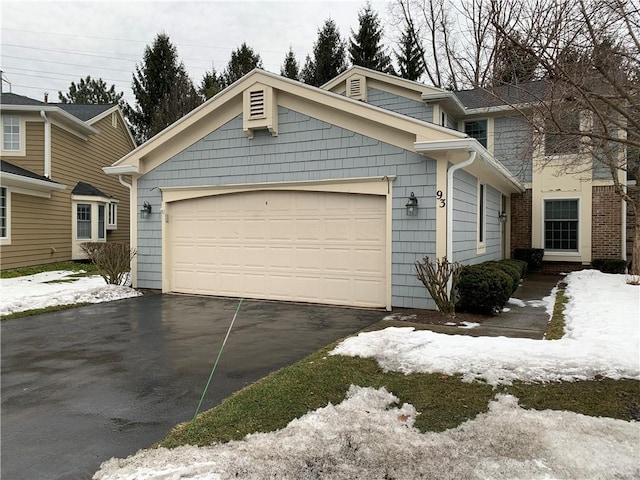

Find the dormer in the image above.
[{"left": 243, "top": 83, "right": 278, "bottom": 138}]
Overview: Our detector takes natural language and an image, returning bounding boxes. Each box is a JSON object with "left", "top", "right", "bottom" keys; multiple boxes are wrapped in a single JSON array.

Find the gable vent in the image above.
[
  {"left": 349, "top": 78, "right": 362, "bottom": 97},
  {"left": 346, "top": 74, "right": 366, "bottom": 101},
  {"left": 249, "top": 90, "right": 266, "bottom": 119}
]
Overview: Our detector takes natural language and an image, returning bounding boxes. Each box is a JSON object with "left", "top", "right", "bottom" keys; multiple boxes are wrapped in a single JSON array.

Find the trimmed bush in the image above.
[
  {"left": 500, "top": 259, "right": 528, "bottom": 278},
  {"left": 485, "top": 261, "right": 520, "bottom": 294},
  {"left": 457, "top": 264, "right": 513, "bottom": 315},
  {"left": 514, "top": 248, "right": 544, "bottom": 272},
  {"left": 592, "top": 258, "right": 627, "bottom": 274}
]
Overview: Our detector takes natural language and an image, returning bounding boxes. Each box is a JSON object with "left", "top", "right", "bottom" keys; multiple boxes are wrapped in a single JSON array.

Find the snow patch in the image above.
[
  {"left": 507, "top": 297, "right": 526, "bottom": 307},
  {"left": 94, "top": 387, "right": 640, "bottom": 480}
]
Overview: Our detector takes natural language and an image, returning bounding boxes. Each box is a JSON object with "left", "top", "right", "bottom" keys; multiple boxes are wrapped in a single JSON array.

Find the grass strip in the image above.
[
  {"left": 545, "top": 288, "right": 568, "bottom": 340},
  {"left": 1, "top": 303, "right": 93, "bottom": 321},
  {"left": 159, "top": 336, "right": 639, "bottom": 449},
  {"left": 1, "top": 261, "right": 98, "bottom": 278}
]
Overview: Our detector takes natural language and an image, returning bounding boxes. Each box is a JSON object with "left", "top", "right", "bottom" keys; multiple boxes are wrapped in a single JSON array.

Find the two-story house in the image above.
[
  {"left": 105, "top": 67, "right": 627, "bottom": 311},
  {"left": 1, "top": 92, "right": 136, "bottom": 270}
]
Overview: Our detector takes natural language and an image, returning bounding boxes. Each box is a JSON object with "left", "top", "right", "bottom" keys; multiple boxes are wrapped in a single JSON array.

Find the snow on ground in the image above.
[
  {"left": 94, "top": 386, "right": 639, "bottom": 480},
  {"left": 0, "top": 270, "right": 141, "bottom": 316},
  {"left": 93, "top": 269, "right": 640, "bottom": 479},
  {"left": 333, "top": 270, "right": 640, "bottom": 385}
]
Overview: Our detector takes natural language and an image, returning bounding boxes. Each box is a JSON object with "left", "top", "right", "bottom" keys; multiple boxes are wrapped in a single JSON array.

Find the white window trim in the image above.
[
  {"left": 107, "top": 200, "right": 119, "bottom": 230},
  {"left": 477, "top": 181, "right": 486, "bottom": 254},
  {"left": 1, "top": 186, "right": 11, "bottom": 246},
  {"left": 541, "top": 197, "right": 581, "bottom": 256},
  {"left": 1, "top": 115, "right": 26, "bottom": 156},
  {"left": 462, "top": 118, "right": 489, "bottom": 149}
]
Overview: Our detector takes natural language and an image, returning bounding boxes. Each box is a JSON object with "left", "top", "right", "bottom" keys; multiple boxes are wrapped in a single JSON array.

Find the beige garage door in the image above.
[{"left": 168, "top": 190, "right": 386, "bottom": 308}]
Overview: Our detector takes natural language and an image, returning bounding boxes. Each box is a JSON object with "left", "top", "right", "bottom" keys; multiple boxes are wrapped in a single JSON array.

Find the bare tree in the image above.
[
  {"left": 488, "top": 0, "right": 640, "bottom": 273},
  {"left": 392, "top": 0, "right": 522, "bottom": 89}
]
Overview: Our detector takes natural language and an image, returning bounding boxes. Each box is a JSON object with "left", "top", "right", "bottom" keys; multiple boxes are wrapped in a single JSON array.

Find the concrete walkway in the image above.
[
  {"left": 386, "top": 273, "right": 564, "bottom": 339},
  {"left": 474, "top": 273, "right": 564, "bottom": 339}
]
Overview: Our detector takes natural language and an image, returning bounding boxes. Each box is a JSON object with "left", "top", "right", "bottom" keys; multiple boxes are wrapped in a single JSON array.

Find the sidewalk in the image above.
[{"left": 474, "top": 273, "right": 563, "bottom": 339}]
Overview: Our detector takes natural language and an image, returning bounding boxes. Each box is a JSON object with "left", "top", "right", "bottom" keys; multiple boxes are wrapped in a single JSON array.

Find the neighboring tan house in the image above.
[
  {"left": 105, "top": 67, "right": 628, "bottom": 310},
  {"left": 1, "top": 92, "right": 136, "bottom": 270}
]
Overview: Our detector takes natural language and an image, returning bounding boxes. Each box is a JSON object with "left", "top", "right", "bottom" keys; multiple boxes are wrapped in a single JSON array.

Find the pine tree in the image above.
[
  {"left": 130, "top": 33, "right": 200, "bottom": 143},
  {"left": 280, "top": 47, "right": 300, "bottom": 80},
  {"left": 302, "top": 18, "right": 348, "bottom": 87},
  {"left": 395, "top": 24, "right": 425, "bottom": 81},
  {"left": 200, "top": 66, "right": 223, "bottom": 100},
  {"left": 58, "top": 76, "right": 125, "bottom": 106},
  {"left": 349, "top": 2, "right": 394, "bottom": 74},
  {"left": 222, "top": 43, "right": 263, "bottom": 86},
  {"left": 491, "top": 33, "right": 539, "bottom": 85}
]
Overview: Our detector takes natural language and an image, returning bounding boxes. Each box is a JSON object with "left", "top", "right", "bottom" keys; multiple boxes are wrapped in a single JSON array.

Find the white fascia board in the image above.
[
  {"left": 72, "top": 194, "right": 112, "bottom": 203},
  {"left": 414, "top": 138, "right": 525, "bottom": 192},
  {"left": 103, "top": 164, "right": 139, "bottom": 175},
  {"left": 421, "top": 92, "right": 466, "bottom": 115},
  {"left": 1, "top": 172, "right": 67, "bottom": 197},
  {"left": 1, "top": 105, "right": 98, "bottom": 136}
]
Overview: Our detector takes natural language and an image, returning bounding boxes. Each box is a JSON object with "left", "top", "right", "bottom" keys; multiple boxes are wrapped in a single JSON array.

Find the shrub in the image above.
[
  {"left": 592, "top": 258, "right": 627, "bottom": 274},
  {"left": 415, "top": 256, "right": 463, "bottom": 317},
  {"left": 456, "top": 264, "right": 512, "bottom": 315},
  {"left": 80, "top": 242, "right": 136, "bottom": 285},
  {"left": 500, "top": 259, "right": 528, "bottom": 278},
  {"left": 513, "top": 248, "right": 544, "bottom": 272},
  {"left": 485, "top": 261, "right": 520, "bottom": 294}
]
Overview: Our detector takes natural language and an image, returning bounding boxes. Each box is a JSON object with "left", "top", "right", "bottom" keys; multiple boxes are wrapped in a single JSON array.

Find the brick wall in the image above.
[
  {"left": 510, "top": 189, "right": 532, "bottom": 256},
  {"left": 592, "top": 185, "right": 623, "bottom": 259}
]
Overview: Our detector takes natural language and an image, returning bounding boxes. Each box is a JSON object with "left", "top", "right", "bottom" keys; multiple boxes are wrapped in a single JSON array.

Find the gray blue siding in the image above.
[
  {"left": 137, "top": 106, "right": 439, "bottom": 309},
  {"left": 452, "top": 169, "right": 503, "bottom": 264},
  {"left": 493, "top": 116, "right": 533, "bottom": 183},
  {"left": 367, "top": 88, "right": 434, "bottom": 123}
]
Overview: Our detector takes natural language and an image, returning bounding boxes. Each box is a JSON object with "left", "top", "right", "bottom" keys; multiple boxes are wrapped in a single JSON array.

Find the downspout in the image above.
[
  {"left": 39, "top": 111, "right": 51, "bottom": 178},
  {"left": 118, "top": 174, "right": 135, "bottom": 287},
  {"left": 446, "top": 151, "right": 477, "bottom": 297},
  {"left": 118, "top": 174, "right": 132, "bottom": 245}
]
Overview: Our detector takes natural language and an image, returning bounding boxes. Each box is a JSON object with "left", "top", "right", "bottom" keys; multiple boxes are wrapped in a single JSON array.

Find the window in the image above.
[
  {"left": 0, "top": 187, "right": 8, "bottom": 239},
  {"left": 441, "top": 111, "right": 448, "bottom": 127},
  {"left": 544, "top": 199, "right": 578, "bottom": 251},
  {"left": 478, "top": 183, "right": 486, "bottom": 244},
  {"left": 3, "top": 116, "right": 20, "bottom": 151},
  {"left": 108, "top": 202, "right": 117, "bottom": 229},
  {"left": 98, "top": 205, "right": 105, "bottom": 239},
  {"left": 464, "top": 119, "right": 488, "bottom": 148},
  {"left": 77, "top": 204, "right": 91, "bottom": 239}
]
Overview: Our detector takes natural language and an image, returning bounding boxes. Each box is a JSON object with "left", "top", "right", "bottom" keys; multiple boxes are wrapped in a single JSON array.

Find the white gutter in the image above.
[
  {"left": 446, "top": 151, "right": 477, "bottom": 297},
  {"left": 40, "top": 110, "right": 51, "bottom": 178}
]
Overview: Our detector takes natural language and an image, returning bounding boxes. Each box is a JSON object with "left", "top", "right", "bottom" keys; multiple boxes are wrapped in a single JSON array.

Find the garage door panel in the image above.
[{"left": 169, "top": 190, "right": 386, "bottom": 308}]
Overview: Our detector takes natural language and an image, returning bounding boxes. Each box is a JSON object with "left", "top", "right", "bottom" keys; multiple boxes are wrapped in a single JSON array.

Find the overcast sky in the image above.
[{"left": 1, "top": 0, "right": 394, "bottom": 104}]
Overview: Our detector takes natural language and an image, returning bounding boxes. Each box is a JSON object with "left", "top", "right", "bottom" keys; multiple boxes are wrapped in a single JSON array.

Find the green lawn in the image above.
[
  {"left": 160, "top": 325, "right": 639, "bottom": 449},
  {"left": 0, "top": 261, "right": 98, "bottom": 279}
]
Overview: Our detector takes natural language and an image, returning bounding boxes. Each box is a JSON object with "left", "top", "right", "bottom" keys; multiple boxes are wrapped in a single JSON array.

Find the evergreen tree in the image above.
[
  {"left": 302, "top": 18, "right": 348, "bottom": 87},
  {"left": 491, "top": 32, "right": 539, "bottom": 85},
  {"left": 130, "top": 33, "right": 200, "bottom": 143},
  {"left": 222, "top": 43, "right": 263, "bottom": 86},
  {"left": 349, "top": 2, "right": 394, "bottom": 74},
  {"left": 200, "top": 66, "right": 223, "bottom": 100},
  {"left": 280, "top": 47, "right": 300, "bottom": 80},
  {"left": 58, "top": 76, "right": 125, "bottom": 106},
  {"left": 395, "top": 24, "right": 425, "bottom": 81}
]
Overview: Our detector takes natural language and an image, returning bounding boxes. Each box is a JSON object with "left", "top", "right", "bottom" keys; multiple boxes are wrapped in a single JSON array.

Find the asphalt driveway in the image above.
[{"left": 1, "top": 294, "right": 385, "bottom": 480}]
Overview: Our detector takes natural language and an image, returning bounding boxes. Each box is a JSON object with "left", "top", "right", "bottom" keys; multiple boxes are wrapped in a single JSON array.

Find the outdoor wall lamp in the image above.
[
  {"left": 498, "top": 211, "right": 508, "bottom": 224},
  {"left": 141, "top": 201, "right": 152, "bottom": 218},
  {"left": 406, "top": 192, "right": 419, "bottom": 216}
]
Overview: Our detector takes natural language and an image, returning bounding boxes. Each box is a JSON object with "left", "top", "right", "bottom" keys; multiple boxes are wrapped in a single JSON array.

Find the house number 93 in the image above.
[{"left": 436, "top": 190, "right": 446, "bottom": 208}]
